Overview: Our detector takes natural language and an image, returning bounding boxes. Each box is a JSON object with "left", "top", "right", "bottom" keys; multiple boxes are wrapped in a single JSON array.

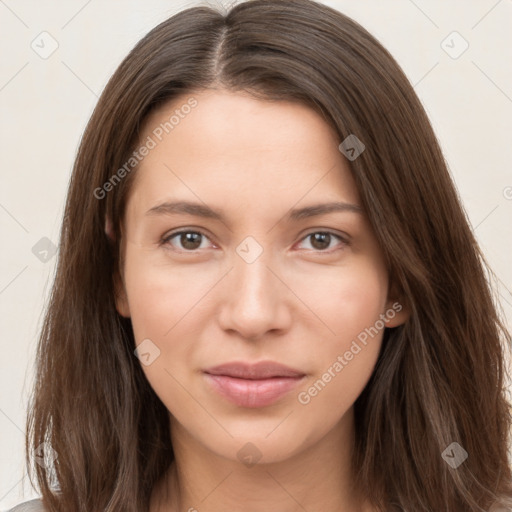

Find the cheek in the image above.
[
  {"left": 123, "top": 247, "right": 214, "bottom": 340},
  {"left": 122, "top": 254, "right": 209, "bottom": 419},
  {"left": 290, "top": 255, "right": 388, "bottom": 341},
  {"left": 292, "top": 257, "right": 387, "bottom": 409}
]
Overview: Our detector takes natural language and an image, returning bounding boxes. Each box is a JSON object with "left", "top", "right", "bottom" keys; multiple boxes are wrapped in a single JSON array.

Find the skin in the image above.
[{"left": 112, "top": 89, "right": 409, "bottom": 512}]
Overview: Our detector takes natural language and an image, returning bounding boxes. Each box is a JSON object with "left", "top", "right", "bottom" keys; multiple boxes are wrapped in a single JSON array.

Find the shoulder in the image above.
[{"left": 7, "top": 498, "right": 46, "bottom": 511}]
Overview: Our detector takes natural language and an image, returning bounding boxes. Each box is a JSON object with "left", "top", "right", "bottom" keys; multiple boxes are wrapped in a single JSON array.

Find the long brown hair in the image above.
[{"left": 25, "top": 0, "right": 512, "bottom": 510}]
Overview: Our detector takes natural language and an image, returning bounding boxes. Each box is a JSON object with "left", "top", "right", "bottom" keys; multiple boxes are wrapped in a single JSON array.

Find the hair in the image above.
[{"left": 24, "top": 0, "right": 512, "bottom": 511}]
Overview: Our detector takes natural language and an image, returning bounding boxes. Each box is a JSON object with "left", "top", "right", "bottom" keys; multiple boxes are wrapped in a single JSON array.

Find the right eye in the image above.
[{"left": 160, "top": 229, "right": 215, "bottom": 252}]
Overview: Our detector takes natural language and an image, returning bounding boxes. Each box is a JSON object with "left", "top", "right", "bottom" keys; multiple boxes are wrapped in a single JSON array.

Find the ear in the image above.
[
  {"left": 105, "top": 215, "right": 131, "bottom": 318},
  {"left": 383, "top": 280, "right": 410, "bottom": 328},
  {"left": 105, "top": 214, "right": 116, "bottom": 243},
  {"left": 113, "top": 268, "right": 131, "bottom": 318}
]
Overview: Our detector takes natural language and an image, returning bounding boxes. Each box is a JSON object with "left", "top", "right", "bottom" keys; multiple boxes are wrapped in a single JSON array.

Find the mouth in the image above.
[{"left": 203, "top": 360, "right": 306, "bottom": 408}]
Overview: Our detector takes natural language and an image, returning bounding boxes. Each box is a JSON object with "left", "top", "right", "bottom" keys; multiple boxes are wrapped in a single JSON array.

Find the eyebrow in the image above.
[{"left": 145, "top": 200, "right": 363, "bottom": 222}]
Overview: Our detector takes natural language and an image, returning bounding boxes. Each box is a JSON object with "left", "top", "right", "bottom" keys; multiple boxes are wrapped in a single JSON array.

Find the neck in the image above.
[{"left": 151, "top": 407, "right": 371, "bottom": 512}]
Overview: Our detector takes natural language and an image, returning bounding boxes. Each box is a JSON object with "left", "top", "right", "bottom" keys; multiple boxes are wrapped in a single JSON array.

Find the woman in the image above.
[{"left": 14, "top": 0, "right": 512, "bottom": 510}]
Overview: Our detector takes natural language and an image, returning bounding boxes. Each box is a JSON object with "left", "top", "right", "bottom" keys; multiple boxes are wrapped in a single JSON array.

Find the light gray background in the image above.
[{"left": 1, "top": 0, "right": 511, "bottom": 508}]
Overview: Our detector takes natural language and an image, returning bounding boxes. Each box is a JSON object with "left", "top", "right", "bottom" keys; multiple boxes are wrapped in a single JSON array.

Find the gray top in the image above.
[{"left": 7, "top": 498, "right": 45, "bottom": 512}]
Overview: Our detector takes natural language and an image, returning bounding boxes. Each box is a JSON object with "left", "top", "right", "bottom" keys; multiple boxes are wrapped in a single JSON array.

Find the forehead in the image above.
[{"left": 125, "top": 89, "right": 361, "bottom": 220}]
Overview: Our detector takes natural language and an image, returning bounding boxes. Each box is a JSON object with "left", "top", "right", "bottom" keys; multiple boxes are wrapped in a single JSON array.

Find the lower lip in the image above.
[{"left": 203, "top": 373, "right": 305, "bottom": 408}]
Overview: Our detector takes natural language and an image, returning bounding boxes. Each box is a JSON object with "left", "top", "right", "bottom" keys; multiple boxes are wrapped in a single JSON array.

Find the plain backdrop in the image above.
[{"left": 1, "top": 0, "right": 511, "bottom": 508}]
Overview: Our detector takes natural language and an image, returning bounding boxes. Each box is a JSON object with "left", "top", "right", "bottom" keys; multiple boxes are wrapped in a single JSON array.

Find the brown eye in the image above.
[
  {"left": 297, "top": 231, "right": 347, "bottom": 252},
  {"left": 179, "top": 232, "right": 203, "bottom": 250},
  {"left": 162, "top": 230, "right": 211, "bottom": 251},
  {"left": 310, "top": 232, "right": 331, "bottom": 250}
]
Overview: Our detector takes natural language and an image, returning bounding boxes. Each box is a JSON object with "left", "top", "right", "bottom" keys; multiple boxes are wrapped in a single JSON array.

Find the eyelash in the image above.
[{"left": 160, "top": 228, "right": 349, "bottom": 254}]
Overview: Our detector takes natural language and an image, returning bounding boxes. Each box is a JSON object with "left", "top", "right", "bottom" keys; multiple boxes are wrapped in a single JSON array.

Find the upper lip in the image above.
[{"left": 204, "top": 361, "right": 306, "bottom": 379}]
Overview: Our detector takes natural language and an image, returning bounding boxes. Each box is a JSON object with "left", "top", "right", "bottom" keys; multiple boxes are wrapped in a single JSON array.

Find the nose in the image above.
[{"left": 217, "top": 251, "right": 292, "bottom": 341}]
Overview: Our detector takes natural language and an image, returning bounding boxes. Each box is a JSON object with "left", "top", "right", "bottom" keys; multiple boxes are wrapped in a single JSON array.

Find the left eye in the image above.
[
  {"left": 161, "top": 230, "right": 347, "bottom": 252},
  {"left": 296, "top": 231, "right": 347, "bottom": 252}
]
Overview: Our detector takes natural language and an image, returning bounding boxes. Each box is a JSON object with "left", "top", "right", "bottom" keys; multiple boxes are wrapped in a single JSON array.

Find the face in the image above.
[{"left": 114, "top": 89, "right": 408, "bottom": 464}]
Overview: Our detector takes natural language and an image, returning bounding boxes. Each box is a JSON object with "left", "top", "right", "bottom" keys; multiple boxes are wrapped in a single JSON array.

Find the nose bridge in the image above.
[
  {"left": 232, "top": 239, "right": 278, "bottom": 309},
  {"left": 219, "top": 237, "right": 289, "bottom": 338}
]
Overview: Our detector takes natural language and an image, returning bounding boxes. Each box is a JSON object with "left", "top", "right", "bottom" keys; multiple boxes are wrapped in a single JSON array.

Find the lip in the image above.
[
  {"left": 203, "top": 361, "right": 306, "bottom": 408},
  {"left": 204, "top": 360, "right": 305, "bottom": 379}
]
